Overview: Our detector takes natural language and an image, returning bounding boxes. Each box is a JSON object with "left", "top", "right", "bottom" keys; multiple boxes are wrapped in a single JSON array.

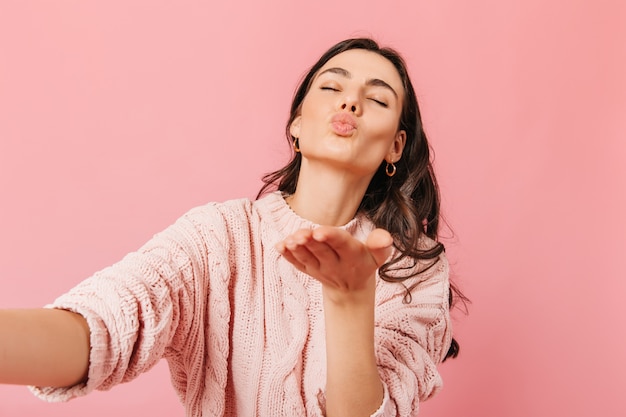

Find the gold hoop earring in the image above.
[
  {"left": 293, "top": 138, "right": 300, "bottom": 153},
  {"left": 385, "top": 161, "right": 396, "bottom": 177}
]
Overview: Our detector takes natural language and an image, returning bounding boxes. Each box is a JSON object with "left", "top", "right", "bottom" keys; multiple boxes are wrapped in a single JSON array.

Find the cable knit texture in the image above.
[{"left": 30, "top": 192, "right": 452, "bottom": 417}]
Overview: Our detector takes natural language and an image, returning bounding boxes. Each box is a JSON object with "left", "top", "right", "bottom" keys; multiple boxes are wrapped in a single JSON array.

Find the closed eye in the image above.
[
  {"left": 369, "top": 98, "right": 388, "bottom": 108},
  {"left": 320, "top": 86, "right": 339, "bottom": 91}
]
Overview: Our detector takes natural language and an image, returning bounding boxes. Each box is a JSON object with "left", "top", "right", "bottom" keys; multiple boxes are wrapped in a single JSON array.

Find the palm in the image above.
[{"left": 276, "top": 226, "right": 393, "bottom": 292}]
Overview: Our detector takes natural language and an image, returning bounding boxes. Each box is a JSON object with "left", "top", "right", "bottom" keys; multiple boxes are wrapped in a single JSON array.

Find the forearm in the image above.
[
  {"left": 0, "top": 308, "right": 90, "bottom": 387},
  {"left": 323, "top": 282, "right": 383, "bottom": 417}
]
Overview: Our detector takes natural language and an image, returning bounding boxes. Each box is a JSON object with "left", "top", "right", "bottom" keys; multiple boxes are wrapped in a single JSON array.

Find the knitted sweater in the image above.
[{"left": 31, "top": 191, "right": 452, "bottom": 417}]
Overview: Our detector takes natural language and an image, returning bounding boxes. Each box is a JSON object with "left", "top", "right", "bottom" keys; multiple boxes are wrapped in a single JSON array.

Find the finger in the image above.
[
  {"left": 312, "top": 227, "right": 376, "bottom": 272},
  {"left": 280, "top": 232, "right": 322, "bottom": 272},
  {"left": 283, "top": 252, "right": 309, "bottom": 273},
  {"left": 284, "top": 229, "right": 314, "bottom": 250},
  {"left": 289, "top": 244, "right": 320, "bottom": 270},
  {"left": 301, "top": 238, "right": 339, "bottom": 265},
  {"left": 365, "top": 228, "right": 394, "bottom": 267},
  {"left": 311, "top": 226, "right": 356, "bottom": 254},
  {"left": 276, "top": 242, "right": 308, "bottom": 272}
]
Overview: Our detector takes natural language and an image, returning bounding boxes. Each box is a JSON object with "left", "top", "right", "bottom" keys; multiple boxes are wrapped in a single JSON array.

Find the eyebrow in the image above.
[{"left": 317, "top": 67, "right": 399, "bottom": 99}]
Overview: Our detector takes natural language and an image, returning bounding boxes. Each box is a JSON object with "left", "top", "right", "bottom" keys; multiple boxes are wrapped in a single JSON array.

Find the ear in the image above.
[
  {"left": 289, "top": 115, "right": 302, "bottom": 138},
  {"left": 387, "top": 130, "right": 406, "bottom": 162}
]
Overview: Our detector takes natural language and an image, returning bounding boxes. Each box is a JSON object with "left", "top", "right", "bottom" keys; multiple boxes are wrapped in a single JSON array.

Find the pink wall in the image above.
[{"left": 1, "top": 1, "right": 625, "bottom": 416}]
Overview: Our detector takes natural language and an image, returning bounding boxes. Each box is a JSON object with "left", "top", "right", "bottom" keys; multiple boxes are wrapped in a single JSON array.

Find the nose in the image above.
[
  {"left": 341, "top": 103, "right": 358, "bottom": 113},
  {"left": 340, "top": 94, "right": 360, "bottom": 114}
]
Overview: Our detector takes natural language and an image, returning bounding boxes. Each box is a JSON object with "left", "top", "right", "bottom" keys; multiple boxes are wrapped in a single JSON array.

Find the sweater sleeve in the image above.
[
  {"left": 29, "top": 204, "right": 227, "bottom": 402},
  {"left": 371, "top": 251, "right": 453, "bottom": 417}
]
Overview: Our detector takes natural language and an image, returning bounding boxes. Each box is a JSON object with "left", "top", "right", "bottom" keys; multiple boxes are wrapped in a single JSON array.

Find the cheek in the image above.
[
  {"left": 368, "top": 116, "right": 401, "bottom": 139},
  {"left": 299, "top": 102, "right": 327, "bottom": 134}
]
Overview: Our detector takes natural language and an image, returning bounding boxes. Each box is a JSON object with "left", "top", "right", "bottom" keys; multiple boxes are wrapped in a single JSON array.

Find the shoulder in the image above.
[
  {"left": 141, "top": 197, "right": 257, "bottom": 258},
  {"left": 180, "top": 196, "right": 255, "bottom": 231},
  {"left": 378, "top": 236, "right": 450, "bottom": 308},
  {"left": 172, "top": 192, "right": 289, "bottom": 246},
  {"left": 183, "top": 192, "right": 283, "bottom": 223}
]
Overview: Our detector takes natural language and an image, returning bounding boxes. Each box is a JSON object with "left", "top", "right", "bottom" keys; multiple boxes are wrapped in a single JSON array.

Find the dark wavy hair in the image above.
[{"left": 257, "top": 38, "right": 465, "bottom": 361}]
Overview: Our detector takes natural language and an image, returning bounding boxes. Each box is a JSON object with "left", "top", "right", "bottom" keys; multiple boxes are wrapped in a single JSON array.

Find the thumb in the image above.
[{"left": 365, "top": 228, "right": 394, "bottom": 267}]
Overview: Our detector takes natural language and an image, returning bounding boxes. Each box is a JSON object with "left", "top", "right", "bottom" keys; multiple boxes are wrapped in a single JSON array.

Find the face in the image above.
[{"left": 290, "top": 49, "right": 406, "bottom": 179}]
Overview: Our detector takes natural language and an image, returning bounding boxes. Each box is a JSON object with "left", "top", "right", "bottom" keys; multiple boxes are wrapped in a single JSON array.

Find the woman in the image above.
[{"left": 0, "top": 38, "right": 461, "bottom": 417}]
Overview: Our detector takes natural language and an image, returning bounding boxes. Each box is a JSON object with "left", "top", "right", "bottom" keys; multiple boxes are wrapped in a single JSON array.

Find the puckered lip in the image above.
[
  {"left": 331, "top": 112, "right": 357, "bottom": 128},
  {"left": 330, "top": 112, "right": 358, "bottom": 137}
]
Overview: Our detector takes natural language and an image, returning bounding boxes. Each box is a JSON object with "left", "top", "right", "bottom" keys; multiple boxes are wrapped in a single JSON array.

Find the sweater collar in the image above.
[{"left": 261, "top": 191, "right": 368, "bottom": 236}]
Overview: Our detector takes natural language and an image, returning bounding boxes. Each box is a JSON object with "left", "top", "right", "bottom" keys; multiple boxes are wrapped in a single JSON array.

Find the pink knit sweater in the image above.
[{"left": 31, "top": 192, "right": 452, "bottom": 416}]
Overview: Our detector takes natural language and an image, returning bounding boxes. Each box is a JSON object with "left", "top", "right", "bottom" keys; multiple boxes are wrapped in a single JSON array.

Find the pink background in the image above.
[{"left": 1, "top": 1, "right": 625, "bottom": 416}]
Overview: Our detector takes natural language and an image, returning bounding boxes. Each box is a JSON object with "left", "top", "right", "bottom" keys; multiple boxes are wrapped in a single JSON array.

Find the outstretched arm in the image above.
[
  {"left": 276, "top": 226, "right": 393, "bottom": 417},
  {"left": 0, "top": 308, "right": 90, "bottom": 387}
]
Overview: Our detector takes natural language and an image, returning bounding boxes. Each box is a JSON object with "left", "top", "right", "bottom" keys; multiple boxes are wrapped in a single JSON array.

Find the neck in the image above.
[{"left": 286, "top": 160, "right": 373, "bottom": 226}]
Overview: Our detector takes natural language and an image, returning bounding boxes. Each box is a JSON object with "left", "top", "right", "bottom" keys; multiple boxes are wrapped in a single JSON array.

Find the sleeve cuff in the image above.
[
  {"left": 368, "top": 381, "right": 391, "bottom": 417},
  {"left": 28, "top": 303, "right": 110, "bottom": 402}
]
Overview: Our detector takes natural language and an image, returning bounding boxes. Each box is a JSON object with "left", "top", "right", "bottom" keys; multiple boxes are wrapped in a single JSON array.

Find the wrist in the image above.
[{"left": 321, "top": 279, "right": 375, "bottom": 308}]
